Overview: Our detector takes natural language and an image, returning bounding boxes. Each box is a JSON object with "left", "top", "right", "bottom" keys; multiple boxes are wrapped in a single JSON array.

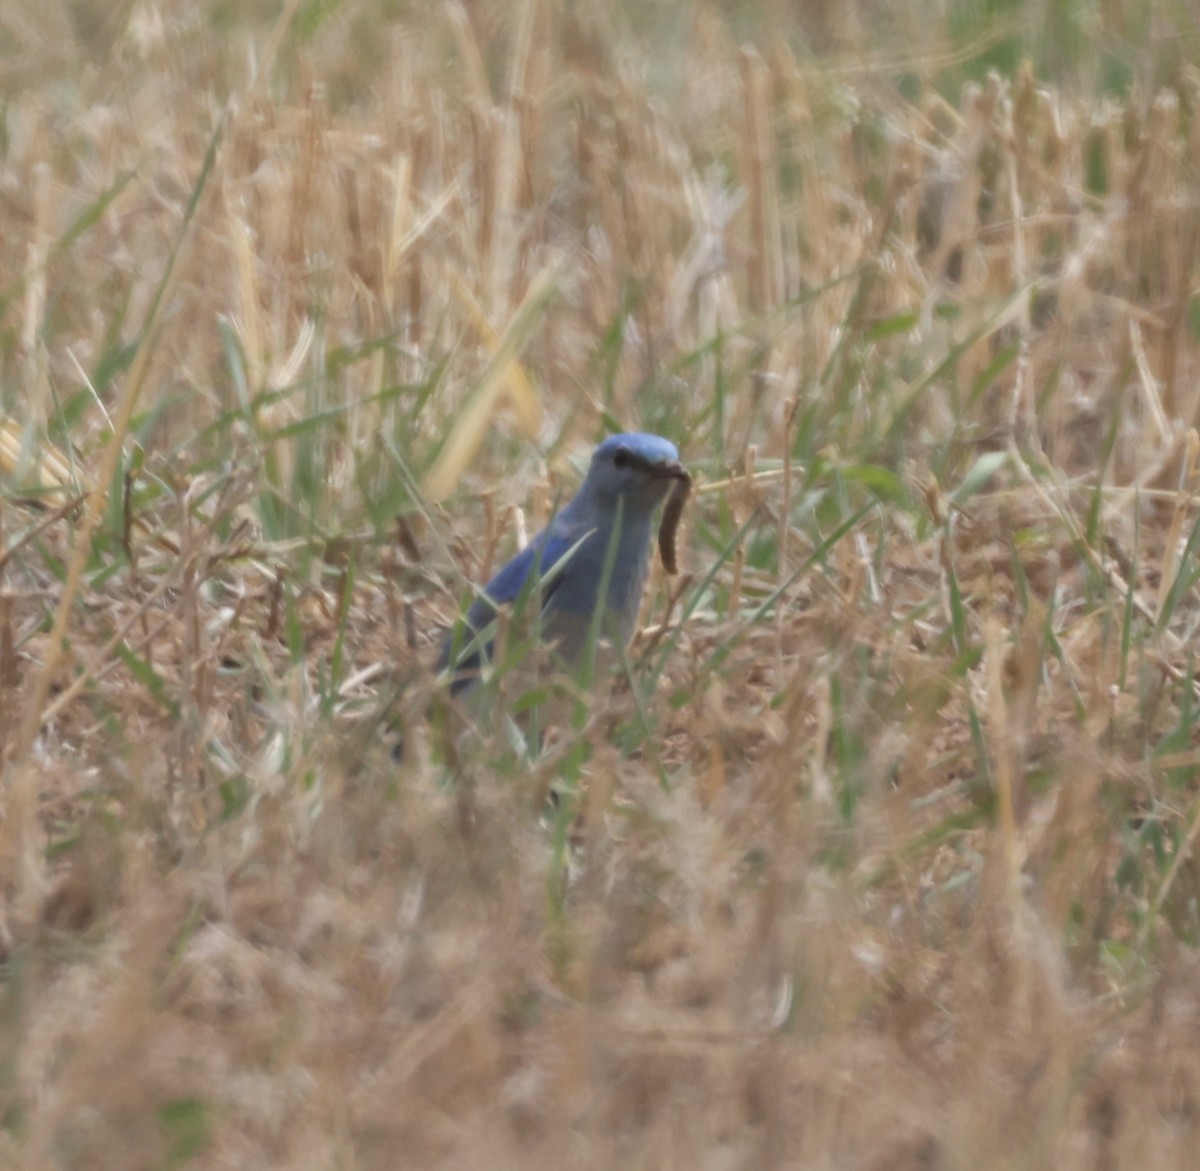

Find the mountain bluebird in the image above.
[{"left": 440, "top": 432, "right": 690, "bottom": 696}]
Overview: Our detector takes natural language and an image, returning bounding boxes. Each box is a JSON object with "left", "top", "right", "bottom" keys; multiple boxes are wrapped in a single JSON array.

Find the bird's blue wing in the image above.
[
  {"left": 483, "top": 531, "right": 560, "bottom": 602},
  {"left": 439, "top": 529, "right": 585, "bottom": 692}
]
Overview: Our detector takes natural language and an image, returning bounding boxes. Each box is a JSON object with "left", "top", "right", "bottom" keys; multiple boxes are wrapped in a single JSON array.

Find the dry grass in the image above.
[{"left": 4, "top": 2, "right": 1200, "bottom": 1167}]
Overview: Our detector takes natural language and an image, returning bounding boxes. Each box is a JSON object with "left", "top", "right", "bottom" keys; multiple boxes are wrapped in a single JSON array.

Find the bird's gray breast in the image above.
[{"left": 542, "top": 516, "right": 654, "bottom": 660}]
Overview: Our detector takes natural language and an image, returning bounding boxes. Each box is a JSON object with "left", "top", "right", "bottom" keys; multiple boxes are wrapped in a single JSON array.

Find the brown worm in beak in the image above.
[{"left": 657, "top": 469, "right": 692, "bottom": 574}]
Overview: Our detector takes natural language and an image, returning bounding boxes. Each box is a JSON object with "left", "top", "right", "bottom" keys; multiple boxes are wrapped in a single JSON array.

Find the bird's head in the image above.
[{"left": 582, "top": 432, "right": 689, "bottom": 515}]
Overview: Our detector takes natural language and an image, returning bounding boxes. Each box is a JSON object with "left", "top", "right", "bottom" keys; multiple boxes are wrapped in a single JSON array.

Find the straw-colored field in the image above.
[{"left": 5, "top": 2, "right": 1200, "bottom": 1167}]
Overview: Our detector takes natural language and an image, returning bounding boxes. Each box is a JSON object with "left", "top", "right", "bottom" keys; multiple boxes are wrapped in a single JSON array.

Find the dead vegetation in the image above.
[{"left": 4, "top": 2, "right": 1200, "bottom": 1167}]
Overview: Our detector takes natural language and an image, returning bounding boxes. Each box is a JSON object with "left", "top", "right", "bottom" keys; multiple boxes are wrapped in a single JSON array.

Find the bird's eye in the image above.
[{"left": 612, "top": 449, "right": 631, "bottom": 469}]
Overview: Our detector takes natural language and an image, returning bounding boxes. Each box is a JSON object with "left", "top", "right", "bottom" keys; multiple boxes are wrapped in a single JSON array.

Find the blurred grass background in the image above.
[{"left": 4, "top": 1, "right": 1200, "bottom": 1167}]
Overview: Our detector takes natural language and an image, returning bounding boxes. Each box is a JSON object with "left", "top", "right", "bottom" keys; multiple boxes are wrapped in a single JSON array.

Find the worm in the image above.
[{"left": 657, "top": 471, "right": 692, "bottom": 575}]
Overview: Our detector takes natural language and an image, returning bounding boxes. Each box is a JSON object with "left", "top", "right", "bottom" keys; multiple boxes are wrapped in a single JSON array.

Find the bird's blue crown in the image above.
[{"left": 595, "top": 432, "right": 679, "bottom": 464}]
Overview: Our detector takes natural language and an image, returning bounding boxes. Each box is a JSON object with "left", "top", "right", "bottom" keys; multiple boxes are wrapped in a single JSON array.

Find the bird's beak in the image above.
[{"left": 653, "top": 458, "right": 690, "bottom": 482}]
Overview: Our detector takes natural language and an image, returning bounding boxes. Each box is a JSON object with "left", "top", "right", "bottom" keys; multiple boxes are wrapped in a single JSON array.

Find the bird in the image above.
[{"left": 439, "top": 432, "right": 690, "bottom": 697}]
